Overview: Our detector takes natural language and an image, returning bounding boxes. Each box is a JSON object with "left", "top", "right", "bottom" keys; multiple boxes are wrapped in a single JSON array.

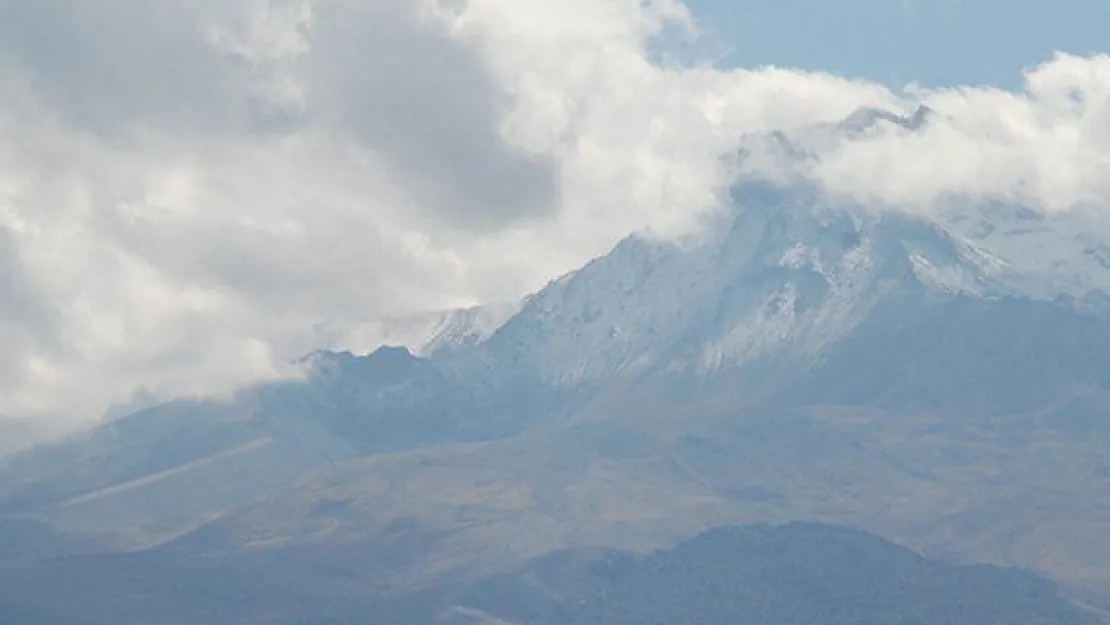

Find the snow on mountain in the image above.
[
  {"left": 836, "top": 104, "right": 933, "bottom": 137},
  {"left": 738, "top": 104, "right": 1110, "bottom": 301},
  {"left": 111, "top": 103, "right": 1103, "bottom": 409},
  {"left": 942, "top": 201, "right": 1110, "bottom": 300},
  {"left": 483, "top": 187, "right": 1007, "bottom": 387},
  {"left": 340, "top": 301, "right": 520, "bottom": 358},
  {"left": 476, "top": 107, "right": 1110, "bottom": 389}
]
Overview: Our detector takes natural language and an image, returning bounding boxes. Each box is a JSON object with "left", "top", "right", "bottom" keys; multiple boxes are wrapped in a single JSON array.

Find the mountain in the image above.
[
  {"left": 434, "top": 522, "right": 1099, "bottom": 625},
  {"left": 472, "top": 180, "right": 1024, "bottom": 391},
  {"left": 0, "top": 522, "right": 1097, "bottom": 625},
  {"left": 838, "top": 104, "right": 934, "bottom": 136},
  {"left": 2, "top": 107, "right": 1110, "bottom": 614},
  {"left": 332, "top": 301, "right": 520, "bottom": 357},
  {"left": 944, "top": 201, "right": 1110, "bottom": 300},
  {"left": 0, "top": 395, "right": 357, "bottom": 544}
]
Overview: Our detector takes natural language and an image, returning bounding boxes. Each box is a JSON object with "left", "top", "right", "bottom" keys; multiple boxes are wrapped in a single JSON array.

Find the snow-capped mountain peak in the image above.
[
  {"left": 479, "top": 178, "right": 1030, "bottom": 388},
  {"left": 462, "top": 109, "right": 1110, "bottom": 392},
  {"left": 338, "top": 301, "right": 520, "bottom": 359},
  {"left": 836, "top": 104, "right": 933, "bottom": 137}
]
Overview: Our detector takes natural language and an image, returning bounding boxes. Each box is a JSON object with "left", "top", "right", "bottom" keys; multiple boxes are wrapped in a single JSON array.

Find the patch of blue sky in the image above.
[{"left": 680, "top": 0, "right": 1110, "bottom": 89}]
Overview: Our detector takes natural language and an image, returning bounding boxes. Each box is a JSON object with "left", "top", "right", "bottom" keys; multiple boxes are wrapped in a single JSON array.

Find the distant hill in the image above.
[
  {"left": 0, "top": 522, "right": 1097, "bottom": 625},
  {"left": 434, "top": 522, "right": 1101, "bottom": 625}
]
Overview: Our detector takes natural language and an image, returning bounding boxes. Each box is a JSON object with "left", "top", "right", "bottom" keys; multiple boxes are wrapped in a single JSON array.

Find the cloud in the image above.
[
  {"left": 806, "top": 52, "right": 1110, "bottom": 212},
  {"left": 290, "top": 0, "right": 560, "bottom": 230},
  {"left": 0, "top": 0, "right": 1106, "bottom": 428},
  {"left": 0, "top": 226, "right": 60, "bottom": 390}
]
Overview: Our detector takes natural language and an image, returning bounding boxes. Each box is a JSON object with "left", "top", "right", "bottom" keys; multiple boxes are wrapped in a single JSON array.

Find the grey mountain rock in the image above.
[
  {"left": 0, "top": 522, "right": 1096, "bottom": 625},
  {"left": 837, "top": 104, "right": 934, "bottom": 137},
  {"left": 339, "top": 301, "right": 521, "bottom": 358},
  {"left": 2, "top": 107, "right": 1110, "bottom": 615}
]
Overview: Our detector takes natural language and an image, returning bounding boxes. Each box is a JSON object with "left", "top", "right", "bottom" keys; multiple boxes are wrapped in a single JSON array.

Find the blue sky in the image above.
[{"left": 686, "top": 0, "right": 1110, "bottom": 88}]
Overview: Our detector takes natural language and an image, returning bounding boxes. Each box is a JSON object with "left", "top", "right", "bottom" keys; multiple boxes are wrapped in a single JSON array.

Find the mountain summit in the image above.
[
  {"left": 3, "top": 111, "right": 1110, "bottom": 616},
  {"left": 838, "top": 104, "right": 934, "bottom": 136},
  {"left": 477, "top": 175, "right": 1028, "bottom": 389}
]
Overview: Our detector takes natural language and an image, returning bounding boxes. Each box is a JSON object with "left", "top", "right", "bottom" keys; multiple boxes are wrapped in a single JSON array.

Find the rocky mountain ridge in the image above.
[{"left": 2, "top": 107, "right": 1110, "bottom": 614}]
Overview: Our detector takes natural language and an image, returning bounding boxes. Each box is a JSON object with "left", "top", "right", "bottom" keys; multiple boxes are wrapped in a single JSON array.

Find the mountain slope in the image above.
[
  {"left": 438, "top": 522, "right": 1097, "bottom": 625},
  {"left": 339, "top": 301, "right": 520, "bottom": 357},
  {"left": 2, "top": 107, "right": 1110, "bottom": 601},
  {"left": 0, "top": 523, "right": 1093, "bottom": 625},
  {"left": 471, "top": 174, "right": 1094, "bottom": 404}
]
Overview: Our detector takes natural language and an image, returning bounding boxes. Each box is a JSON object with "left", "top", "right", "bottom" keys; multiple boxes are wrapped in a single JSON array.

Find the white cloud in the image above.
[
  {"left": 806, "top": 53, "right": 1110, "bottom": 212},
  {"left": 0, "top": 0, "right": 1106, "bottom": 428}
]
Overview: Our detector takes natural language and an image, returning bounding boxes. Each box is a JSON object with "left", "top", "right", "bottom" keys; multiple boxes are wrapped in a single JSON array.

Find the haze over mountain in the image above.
[
  {"left": 3, "top": 107, "right": 1110, "bottom": 625},
  {"left": 1, "top": 0, "right": 1109, "bottom": 429},
  {"left": 2, "top": 1, "right": 1110, "bottom": 623},
  {"left": 0, "top": 522, "right": 1099, "bottom": 625}
]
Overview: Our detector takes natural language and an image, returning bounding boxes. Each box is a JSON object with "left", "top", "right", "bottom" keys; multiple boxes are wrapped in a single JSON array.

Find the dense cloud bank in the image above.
[{"left": 0, "top": 0, "right": 1107, "bottom": 427}]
